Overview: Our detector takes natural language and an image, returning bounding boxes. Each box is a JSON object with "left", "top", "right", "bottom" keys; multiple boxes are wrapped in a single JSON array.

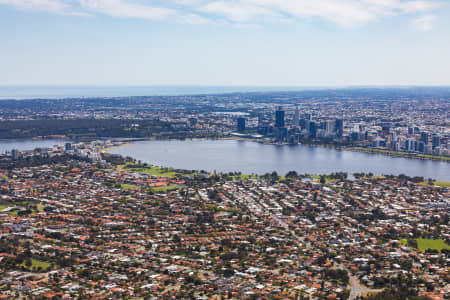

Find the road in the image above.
[{"left": 348, "top": 272, "right": 382, "bottom": 300}]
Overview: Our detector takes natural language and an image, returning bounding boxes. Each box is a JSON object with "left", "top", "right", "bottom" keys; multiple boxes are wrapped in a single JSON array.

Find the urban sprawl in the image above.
[{"left": 0, "top": 88, "right": 449, "bottom": 299}]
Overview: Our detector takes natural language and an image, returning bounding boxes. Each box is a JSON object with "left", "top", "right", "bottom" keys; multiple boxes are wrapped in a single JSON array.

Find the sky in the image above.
[{"left": 1, "top": 0, "right": 450, "bottom": 86}]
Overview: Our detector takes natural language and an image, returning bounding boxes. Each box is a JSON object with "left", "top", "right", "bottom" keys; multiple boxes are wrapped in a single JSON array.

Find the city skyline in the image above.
[{"left": 1, "top": 0, "right": 450, "bottom": 86}]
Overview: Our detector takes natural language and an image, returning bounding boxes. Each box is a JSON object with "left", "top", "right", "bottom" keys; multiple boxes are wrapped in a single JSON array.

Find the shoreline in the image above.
[
  {"left": 100, "top": 142, "right": 132, "bottom": 153},
  {"left": 108, "top": 137, "right": 450, "bottom": 163},
  {"left": 102, "top": 138, "right": 450, "bottom": 181}
]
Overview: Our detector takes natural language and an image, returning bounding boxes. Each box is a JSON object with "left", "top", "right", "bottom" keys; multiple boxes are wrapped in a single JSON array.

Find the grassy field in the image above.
[
  {"left": 119, "top": 164, "right": 189, "bottom": 178},
  {"left": 120, "top": 183, "right": 139, "bottom": 190},
  {"left": 37, "top": 204, "right": 45, "bottom": 212},
  {"left": 352, "top": 147, "right": 450, "bottom": 162},
  {"left": 1, "top": 202, "right": 46, "bottom": 215},
  {"left": 310, "top": 175, "right": 331, "bottom": 183},
  {"left": 400, "top": 238, "right": 450, "bottom": 252},
  {"left": 149, "top": 185, "right": 180, "bottom": 193},
  {"left": 0, "top": 204, "right": 10, "bottom": 211},
  {"left": 417, "top": 154, "right": 450, "bottom": 161},
  {"left": 231, "top": 174, "right": 261, "bottom": 180},
  {"left": 420, "top": 181, "right": 450, "bottom": 187},
  {"left": 432, "top": 181, "right": 450, "bottom": 187},
  {"left": 416, "top": 239, "right": 450, "bottom": 252},
  {"left": 0, "top": 204, "right": 17, "bottom": 216},
  {"left": 18, "top": 258, "right": 53, "bottom": 271}
]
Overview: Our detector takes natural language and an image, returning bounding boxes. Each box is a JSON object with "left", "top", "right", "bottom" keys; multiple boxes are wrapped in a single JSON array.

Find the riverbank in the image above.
[
  {"left": 347, "top": 147, "right": 450, "bottom": 162},
  {"left": 230, "top": 137, "right": 450, "bottom": 163},
  {"left": 105, "top": 139, "right": 450, "bottom": 181},
  {"left": 100, "top": 143, "right": 132, "bottom": 153}
]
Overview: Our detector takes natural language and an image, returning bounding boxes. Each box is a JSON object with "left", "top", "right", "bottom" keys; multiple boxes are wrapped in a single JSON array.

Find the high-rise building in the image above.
[
  {"left": 432, "top": 135, "right": 440, "bottom": 149},
  {"left": 335, "top": 119, "right": 344, "bottom": 137},
  {"left": 418, "top": 141, "right": 425, "bottom": 153},
  {"left": 405, "top": 138, "right": 416, "bottom": 152},
  {"left": 325, "top": 120, "right": 335, "bottom": 134},
  {"left": 421, "top": 132, "right": 429, "bottom": 144},
  {"left": 65, "top": 143, "right": 72, "bottom": 151},
  {"left": 309, "top": 122, "right": 317, "bottom": 138},
  {"left": 293, "top": 106, "right": 300, "bottom": 127},
  {"left": 303, "top": 119, "right": 311, "bottom": 132},
  {"left": 237, "top": 117, "right": 246, "bottom": 132},
  {"left": 381, "top": 124, "right": 391, "bottom": 135},
  {"left": 188, "top": 117, "right": 197, "bottom": 126},
  {"left": 257, "top": 113, "right": 265, "bottom": 128},
  {"left": 11, "top": 149, "right": 19, "bottom": 160},
  {"left": 275, "top": 107, "right": 285, "bottom": 128}
]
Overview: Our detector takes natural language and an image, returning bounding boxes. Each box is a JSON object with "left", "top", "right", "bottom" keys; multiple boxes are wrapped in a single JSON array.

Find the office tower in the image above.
[
  {"left": 408, "top": 127, "right": 414, "bottom": 135},
  {"left": 65, "top": 143, "right": 72, "bottom": 151},
  {"left": 304, "top": 119, "right": 311, "bottom": 132},
  {"left": 237, "top": 117, "right": 246, "bottom": 132},
  {"left": 257, "top": 113, "right": 264, "bottom": 128},
  {"left": 335, "top": 119, "right": 344, "bottom": 137},
  {"left": 381, "top": 124, "right": 390, "bottom": 135},
  {"left": 302, "top": 113, "right": 311, "bottom": 120},
  {"left": 188, "top": 117, "right": 197, "bottom": 127},
  {"left": 293, "top": 106, "right": 300, "bottom": 127},
  {"left": 299, "top": 119, "right": 306, "bottom": 130},
  {"left": 275, "top": 107, "right": 285, "bottom": 128},
  {"left": 432, "top": 135, "right": 440, "bottom": 149},
  {"left": 326, "top": 120, "right": 335, "bottom": 134},
  {"left": 418, "top": 141, "right": 425, "bottom": 153},
  {"left": 11, "top": 149, "right": 19, "bottom": 160},
  {"left": 421, "top": 132, "right": 429, "bottom": 144},
  {"left": 309, "top": 122, "right": 317, "bottom": 138},
  {"left": 405, "top": 138, "right": 416, "bottom": 152}
]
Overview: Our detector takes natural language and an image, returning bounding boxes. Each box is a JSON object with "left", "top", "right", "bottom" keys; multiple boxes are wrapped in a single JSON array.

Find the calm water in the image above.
[
  {"left": 110, "top": 140, "right": 450, "bottom": 181},
  {"left": 0, "top": 86, "right": 325, "bottom": 100},
  {"left": 0, "top": 139, "right": 67, "bottom": 153}
]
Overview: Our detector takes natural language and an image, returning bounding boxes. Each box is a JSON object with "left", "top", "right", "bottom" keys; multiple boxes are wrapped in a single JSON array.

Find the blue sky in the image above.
[{"left": 1, "top": 0, "right": 450, "bottom": 86}]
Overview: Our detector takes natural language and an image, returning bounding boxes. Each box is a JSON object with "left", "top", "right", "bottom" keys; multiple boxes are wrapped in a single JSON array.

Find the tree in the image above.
[
  {"left": 286, "top": 171, "right": 298, "bottom": 178},
  {"left": 320, "top": 176, "right": 326, "bottom": 184}
]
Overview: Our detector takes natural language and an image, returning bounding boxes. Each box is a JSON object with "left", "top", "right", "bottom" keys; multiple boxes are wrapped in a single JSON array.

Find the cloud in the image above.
[
  {"left": 0, "top": 0, "right": 70, "bottom": 13},
  {"left": 195, "top": 0, "right": 440, "bottom": 27},
  {"left": 412, "top": 14, "right": 436, "bottom": 31},
  {"left": 77, "top": 0, "right": 174, "bottom": 20},
  {"left": 200, "top": 1, "right": 278, "bottom": 23},
  {"left": 0, "top": 0, "right": 441, "bottom": 28}
]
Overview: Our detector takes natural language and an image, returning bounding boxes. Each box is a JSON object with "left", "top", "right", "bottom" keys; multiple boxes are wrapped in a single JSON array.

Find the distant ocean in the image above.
[{"left": 0, "top": 86, "right": 327, "bottom": 100}]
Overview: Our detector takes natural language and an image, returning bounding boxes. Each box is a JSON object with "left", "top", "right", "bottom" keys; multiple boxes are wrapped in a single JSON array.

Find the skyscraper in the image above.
[
  {"left": 275, "top": 107, "right": 285, "bottom": 128},
  {"left": 432, "top": 135, "right": 440, "bottom": 149},
  {"left": 11, "top": 149, "right": 19, "bottom": 160},
  {"left": 293, "top": 106, "right": 300, "bottom": 127},
  {"left": 325, "top": 120, "right": 335, "bottom": 134},
  {"left": 237, "top": 117, "right": 246, "bottom": 132},
  {"left": 335, "top": 119, "right": 344, "bottom": 137},
  {"left": 309, "top": 122, "right": 317, "bottom": 138},
  {"left": 421, "top": 132, "right": 429, "bottom": 144}
]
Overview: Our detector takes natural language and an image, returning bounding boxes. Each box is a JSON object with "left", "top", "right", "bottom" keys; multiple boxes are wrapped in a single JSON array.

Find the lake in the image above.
[
  {"left": 109, "top": 139, "right": 450, "bottom": 181},
  {"left": 0, "top": 139, "right": 67, "bottom": 153}
]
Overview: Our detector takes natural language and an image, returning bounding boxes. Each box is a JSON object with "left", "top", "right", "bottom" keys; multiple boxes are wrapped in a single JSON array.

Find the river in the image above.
[
  {"left": 0, "top": 139, "right": 67, "bottom": 153},
  {"left": 109, "top": 139, "right": 450, "bottom": 181}
]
